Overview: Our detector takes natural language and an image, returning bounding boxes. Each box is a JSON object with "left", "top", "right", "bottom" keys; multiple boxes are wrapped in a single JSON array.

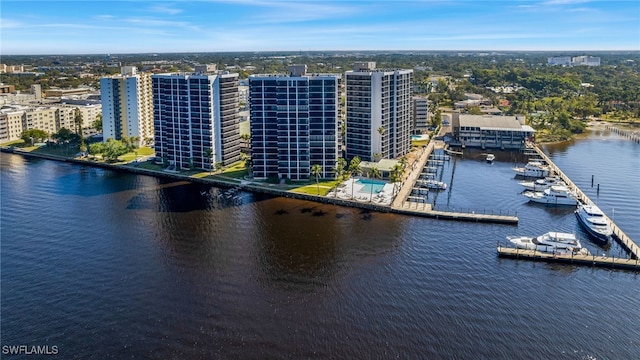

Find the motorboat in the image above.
[
  {"left": 575, "top": 203, "right": 613, "bottom": 245},
  {"left": 519, "top": 176, "right": 565, "bottom": 191},
  {"left": 507, "top": 232, "right": 590, "bottom": 255},
  {"left": 512, "top": 161, "right": 550, "bottom": 178},
  {"left": 522, "top": 185, "right": 578, "bottom": 206},
  {"left": 417, "top": 179, "right": 447, "bottom": 190},
  {"left": 486, "top": 154, "right": 495, "bottom": 163}
]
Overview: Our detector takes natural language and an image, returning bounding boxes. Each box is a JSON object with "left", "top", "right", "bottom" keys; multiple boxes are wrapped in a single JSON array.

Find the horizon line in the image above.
[{"left": 3, "top": 49, "right": 640, "bottom": 57}]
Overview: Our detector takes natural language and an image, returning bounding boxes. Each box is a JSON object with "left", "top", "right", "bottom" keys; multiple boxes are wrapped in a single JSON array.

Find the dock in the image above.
[
  {"left": 390, "top": 140, "right": 518, "bottom": 224},
  {"left": 530, "top": 145, "right": 639, "bottom": 260},
  {"left": 497, "top": 246, "right": 640, "bottom": 271}
]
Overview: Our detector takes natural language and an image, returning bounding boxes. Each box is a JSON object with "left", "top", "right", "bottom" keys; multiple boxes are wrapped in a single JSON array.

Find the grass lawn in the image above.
[
  {"left": 1, "top": 139, "right": 26, "bottom": 147},
  {"left": 290, "top": 180, "right": 341, "bottom": 196},
  {"left": 32, "top": 144, "right": 79, "bottom": 157},
  {"left": 117, "top": 147, "right": 155, "bottom": 162},
  {"left": 411, "top": 139, "right": 429, "bottom": 147},
  {"left": 218, "top": 161, "right": 249, "bottom": 179}
]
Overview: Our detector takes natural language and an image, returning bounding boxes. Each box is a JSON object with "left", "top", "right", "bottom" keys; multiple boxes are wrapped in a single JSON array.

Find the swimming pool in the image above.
[
  {"left": 411, "top": 134, "right": 429, "bottom": 141},
  {"left": 356, "top": 178, "right": 387, "bottom": 194}
]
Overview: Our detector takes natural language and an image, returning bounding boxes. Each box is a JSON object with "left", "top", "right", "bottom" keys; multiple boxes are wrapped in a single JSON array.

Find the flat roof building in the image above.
[
  {"left": 152, "top": 72, "right": 240, "bottom": 170},
  {"left": 345, "top": 62, "right": 413, "bottom": 162},
  {"left": 450, "top": 114, "right": 535, "bottom": 149},
  {"left": 249, "top": 65, "right": 340, "bottom": 180}
]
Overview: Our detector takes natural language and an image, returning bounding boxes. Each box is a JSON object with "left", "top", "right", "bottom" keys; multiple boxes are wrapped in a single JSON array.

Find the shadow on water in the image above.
[{"left": 126, "top": 180, "right": 276, "bottom": 213}]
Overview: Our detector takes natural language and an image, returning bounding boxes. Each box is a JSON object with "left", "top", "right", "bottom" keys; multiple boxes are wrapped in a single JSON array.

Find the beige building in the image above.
[
  {"left": 100, "top": 67, "right": 154, "bottom": 146},
  {"left": 0, "top": 106, "right": 27, "bottom": 143},
  {"left": 0, "top": 102, "right": 101, "bottom": 143}
]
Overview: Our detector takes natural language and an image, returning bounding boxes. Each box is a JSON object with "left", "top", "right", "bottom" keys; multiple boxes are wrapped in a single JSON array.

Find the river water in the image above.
[{"left": 1, "top": 126, "right": 638, "bottom": 359}]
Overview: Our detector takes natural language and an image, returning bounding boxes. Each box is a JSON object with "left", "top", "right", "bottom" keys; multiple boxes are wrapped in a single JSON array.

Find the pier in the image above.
[
  {"left": 497, "top": 246, "right": 640, "bottom": 271},
  {"left": 523, "top": 145, "right": 639, "bottom": 260},
  {"left": 605, "top": 125, "right": 640, "bottom": 143}
]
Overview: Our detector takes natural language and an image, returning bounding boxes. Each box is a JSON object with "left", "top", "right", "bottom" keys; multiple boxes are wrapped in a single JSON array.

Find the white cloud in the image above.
[{"left": 148, "top": 4, "right": 183, "bottom": 15}]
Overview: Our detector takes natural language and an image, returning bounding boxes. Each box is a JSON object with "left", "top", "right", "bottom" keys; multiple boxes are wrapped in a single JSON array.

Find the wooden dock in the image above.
[
  {"left": 529, "top": 145, "right": 639, "bottom": 259},
  {"left": 497, "top": 247, "right": 640, "bottom": 271}
]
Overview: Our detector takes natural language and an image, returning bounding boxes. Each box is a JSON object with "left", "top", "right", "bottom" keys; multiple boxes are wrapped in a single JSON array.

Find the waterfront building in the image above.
[
  {"left": 345, "top": 62, "right": 413, "bottom": 162},
  {"left": 0, "top": 106, "right": 28, "bottom": 142},
  {"left": 152, "top": 72, "right": 241, "bottom": 170},
  {"left": 57, "top": 103, "right": 102, "bottom": 130},
  {"left": 450, "top": 114, "right": 535, "bottom": 149},
  {"left": 412, "top": 96, "right": 429, "bottom": 134},
  {"left": 249, "top": 65, "right": 340, "bottom": 180},
  {"left": 100, "top": 67, "right": 153, "bottom": 146},
  {"left": 0, "top": 104, "right": 89, "bottom": 143}
]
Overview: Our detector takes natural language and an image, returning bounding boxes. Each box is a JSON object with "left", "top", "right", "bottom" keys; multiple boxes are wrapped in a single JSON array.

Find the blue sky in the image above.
[{"left": 2, "top": 0, "right": 639, "bottom": 55}]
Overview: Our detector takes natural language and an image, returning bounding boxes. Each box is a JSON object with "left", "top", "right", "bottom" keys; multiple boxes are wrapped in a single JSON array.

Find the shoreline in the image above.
[{"left": 1, "top": 146, "right": 519, "bottom": 225}]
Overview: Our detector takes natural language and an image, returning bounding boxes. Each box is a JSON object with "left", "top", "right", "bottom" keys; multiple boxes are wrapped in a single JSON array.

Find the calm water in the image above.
[{"left": 1, "top": 127, "right": 639, "bottom": 359}]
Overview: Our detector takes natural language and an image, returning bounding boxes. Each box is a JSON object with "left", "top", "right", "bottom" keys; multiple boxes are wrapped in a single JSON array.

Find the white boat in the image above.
[
  {"left": 519, "top": 176, "right": 565, "bottom": 191},
  {"left": 507, "top": 232, "right": 590, "bottom": 255},
  {"left": 486, "top": 154, "right": 495, "bottom": 163},
  {"left": 575, "top": 203, "right": 613, "bottom": 245},
  {"left": 417, "top": 179, "right": 447, "bottom": 190},
  {"left": 523, "top": 185, "right": 578, "bottom": 206},
  {"left": 512, "top": 161, "right": 550, "bottom": 178}
]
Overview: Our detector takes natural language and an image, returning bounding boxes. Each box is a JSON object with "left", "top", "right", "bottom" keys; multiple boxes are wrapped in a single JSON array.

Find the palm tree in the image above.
[
  {"left": 73, "top": 108, "right": 83, "bottom": 135},
  {"left": 348, "top": 156, "right": 361, "bottom": 199},
  {"left": 311, "top": 164, "right": 323, "bottom": 195},
  {"left": 335, "top": 157, "right": 347, "bottom": 180},
  {"left": 368, "top": 166, "right": 381, "bottom": 202},
  {"left": 399, "top": 156, "right": 407, "bottom": 170},
  {"left": 389, "top": 163, "right": 403, "bottom": 196},
  {"left": 377, "top": 126, "right": 385, "bottom": 160},
  {"left": 204, "top": 149, "right": 213, "bottom": 174}
]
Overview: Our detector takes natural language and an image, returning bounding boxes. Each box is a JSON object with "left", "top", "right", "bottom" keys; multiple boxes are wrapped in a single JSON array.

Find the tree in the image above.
[
  {"left": 52, "top": 127, "right": 73, "bottom": 143},
  {"left": 368, "top": 166, "right": 381, "bottom": 202},
  {"left": 73, "top": 108, "right": 83, "bottom": 135},
  {"left": 20, "top": 129, "right": 48, "bottom": 145},
  {"left": 92, "top": 113, "right": 103, "bottom": 132},
  {"left": 102, "top": 138, "right": 128, "bottom": 162},
  {"left": 348, "top": 156, "right": 361, "bottom": 199},
  {"left": 89, "top": 142, "right": 105, "bottom": 155},
  {"left": 334, "top": 157, "right": 347, "bottom": 180},
  {"left": 204, "top": 149, "right": 214, "bottom": 174},
  {"left": 377, "top": 126, "right": 385, "bottom": 160},
  {"left": 311, "top": 164, "right": 323, "bottom": 195},
  {"left": 389, "top": 163, "right": 403, "bottom": 196}
]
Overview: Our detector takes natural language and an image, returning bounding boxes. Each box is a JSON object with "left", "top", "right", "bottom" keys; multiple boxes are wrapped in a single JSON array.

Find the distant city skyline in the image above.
[{"left": 2, "top": 0, "right": 639, "bottom": 55}]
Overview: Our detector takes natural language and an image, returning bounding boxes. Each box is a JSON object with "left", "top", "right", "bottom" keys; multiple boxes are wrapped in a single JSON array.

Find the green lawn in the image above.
[
  {"left": 290, "top": 180, "right": 341, "bottom": 196},
  {"left": 0, "top": 139, "right": 26, "bottom": 147},
  {"left": 31, "top": 144, "right": 79, "bottom": 157},
  {"left": 117, "top": 147, "right": 155, "bottom": 162}
]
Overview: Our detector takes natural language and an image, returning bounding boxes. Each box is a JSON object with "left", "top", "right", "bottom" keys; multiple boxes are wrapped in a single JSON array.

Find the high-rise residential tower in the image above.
[
  {"left": 249, "top": 65, "right": 340, "bottom": 180},
  {"left": 100, "top": 66, "right": 153, "bottom": 145},
  {"left": 152, "top": 72, "right": 240, "bottom": 170},
  {"left": 345, "top": 62, "right": 413, "bottom": 161}
]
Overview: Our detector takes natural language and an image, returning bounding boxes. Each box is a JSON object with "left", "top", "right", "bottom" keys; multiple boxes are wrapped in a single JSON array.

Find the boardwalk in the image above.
[{"left": 497, "top": 247, "right": 640, "bottom": 271}]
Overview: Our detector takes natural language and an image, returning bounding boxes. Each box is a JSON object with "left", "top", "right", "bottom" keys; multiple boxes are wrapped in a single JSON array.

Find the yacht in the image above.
[
  {"left": 575, "top": 203, "right": 613, "bottom": 245},
  {"left": 523, "top": 185, "right": 578, "bottom": 206},
  {"left": 519, "top": 176, "right": 565, "bottom": 191},
  {"left": 486, "top": 154, "right": 495, "bottom": 163},
  {"left": 512, "top": 161, "right": 550, "bottom": 178},
  {"left": 417, "top": 179, "right": 447, "bottom": 190},
  {"left": 507, "top": 232, "right": 590, "bottom": 255}
]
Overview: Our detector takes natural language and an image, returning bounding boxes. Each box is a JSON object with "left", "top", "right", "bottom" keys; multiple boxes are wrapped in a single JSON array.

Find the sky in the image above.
[{"left": 1, "top": 0, "right": 639, "bottom": 55}]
